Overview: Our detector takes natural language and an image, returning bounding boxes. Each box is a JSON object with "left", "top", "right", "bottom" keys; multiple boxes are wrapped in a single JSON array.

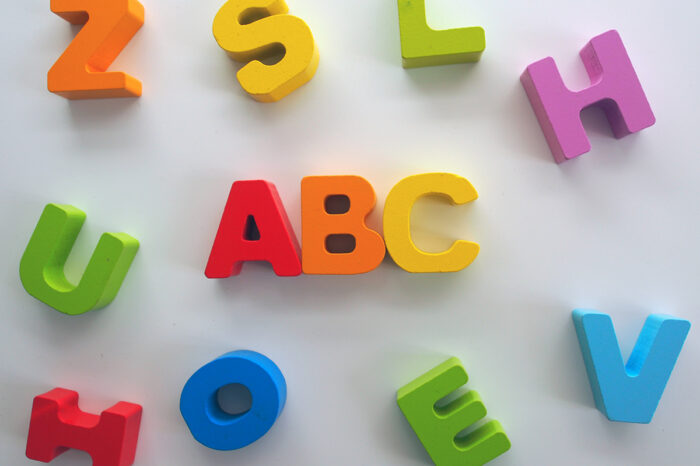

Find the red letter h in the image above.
[{"left": 26, "top": 388, "right": 142, "bottom": 466}]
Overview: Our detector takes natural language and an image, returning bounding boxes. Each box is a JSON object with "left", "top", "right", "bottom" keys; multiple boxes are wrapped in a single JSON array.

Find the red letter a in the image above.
[{"left": 205, "top": 180, "right": 301, "bottom": 277}]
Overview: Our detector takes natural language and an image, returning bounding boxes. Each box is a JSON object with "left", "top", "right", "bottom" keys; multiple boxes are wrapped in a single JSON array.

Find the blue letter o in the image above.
[{"left": 180, "top": 350, "right": 286, "bottom": 450}]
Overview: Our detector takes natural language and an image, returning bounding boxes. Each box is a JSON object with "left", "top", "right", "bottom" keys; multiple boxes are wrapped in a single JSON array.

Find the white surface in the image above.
[{"left": 1, "top": 0, "right": 699, "bottom": 464}]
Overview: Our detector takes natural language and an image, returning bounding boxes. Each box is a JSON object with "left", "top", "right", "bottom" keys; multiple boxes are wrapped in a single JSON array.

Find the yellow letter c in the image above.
[{"left": 383, "top": 173, "right": 479, "bottom": 273}]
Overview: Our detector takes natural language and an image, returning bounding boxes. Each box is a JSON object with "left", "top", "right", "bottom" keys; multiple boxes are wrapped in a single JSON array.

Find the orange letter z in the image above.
[{"left": 48, "top": 0, "right": 145, "bottom": 99}]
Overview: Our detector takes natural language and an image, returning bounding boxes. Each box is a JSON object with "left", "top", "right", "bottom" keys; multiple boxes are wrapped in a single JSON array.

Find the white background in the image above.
[{"left": 1, "top": 0, "right": 699, "bottom": 465}]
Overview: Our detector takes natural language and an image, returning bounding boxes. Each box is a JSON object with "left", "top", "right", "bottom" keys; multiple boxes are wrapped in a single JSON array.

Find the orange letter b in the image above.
[{"left": 301, "top": 176, "right": 385, "bottom": 274}]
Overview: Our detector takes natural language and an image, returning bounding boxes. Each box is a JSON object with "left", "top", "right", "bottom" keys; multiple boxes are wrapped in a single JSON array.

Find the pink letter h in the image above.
[{"left": 521, "top": 30, "right": 655, "bottom": 163}]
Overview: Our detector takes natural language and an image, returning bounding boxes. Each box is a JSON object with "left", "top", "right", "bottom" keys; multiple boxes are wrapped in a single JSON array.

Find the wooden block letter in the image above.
[
  {"left": 19, "top": 204, "right": 139, "bottom": 316},
  {"left": 383, "top": 173, "right": 479, "bottom": 273},
  {"left": 26, "top": 388, "right": 142, "bottom": 466},
  {"left": 205, "top": 180, "right": 302, "bottom": 277},
  {"left": 397, "top": 0, "right": 485, "bottom": 68},
  {"left": 301, "top": 176, "right": 385, "bottom": 274},
  {"left": 212, "top": 0, "right": 319, "bottom": 102},
  {"left": 180, "top": 350, "right": 286, "bottom": 450},
  {"left": 397, "top": 357, "right": 511, "bottom": 465},
  {"left": 521, "top": 30, "right": 655, "bottom": 163},
  {"left": 572, "top": 310, "right": 690, "bottom": 423},
  {"left": 48, "top": 0, "right": 145, "bottom": 99}
]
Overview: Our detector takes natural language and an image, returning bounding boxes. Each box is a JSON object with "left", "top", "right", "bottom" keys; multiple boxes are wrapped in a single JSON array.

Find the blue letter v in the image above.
[{"left": 572, "top": 310, "right": 690, "bottom": 423}]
